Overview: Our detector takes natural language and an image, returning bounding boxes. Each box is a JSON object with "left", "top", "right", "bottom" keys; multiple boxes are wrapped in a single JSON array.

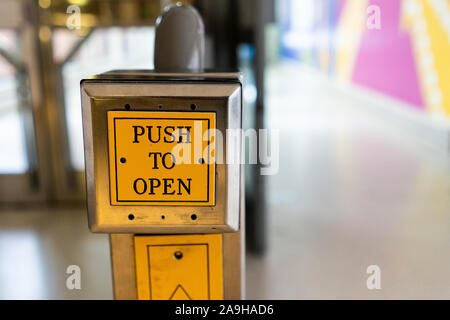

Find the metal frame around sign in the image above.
[{"left": 81, "top": 72, "right": 242, "bottom": 233}]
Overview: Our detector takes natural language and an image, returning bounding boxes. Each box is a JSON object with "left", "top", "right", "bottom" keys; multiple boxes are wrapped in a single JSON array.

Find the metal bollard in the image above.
[{"left": 80, "top": 4, "right": 245, "bottom": 300}]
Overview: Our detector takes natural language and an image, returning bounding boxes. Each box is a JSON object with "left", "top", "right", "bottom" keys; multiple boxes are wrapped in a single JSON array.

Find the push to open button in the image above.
[
  {"left": 108, "top": 111, "right": 216, "bottom": 206},
  {"left": 80, "top": 71, "right": 242, "bottom": 233}
]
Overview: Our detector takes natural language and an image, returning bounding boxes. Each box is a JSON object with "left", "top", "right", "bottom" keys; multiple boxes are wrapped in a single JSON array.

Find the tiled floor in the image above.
[{"left": 0, "top": 63, "right": 449, "bottom": 299}]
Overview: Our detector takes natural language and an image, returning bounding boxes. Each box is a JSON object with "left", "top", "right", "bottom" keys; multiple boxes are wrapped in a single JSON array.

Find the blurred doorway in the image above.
[
  {"left": 0, "top": 0, "right": 181, "bottom": 203},
  {"left": 0, "top": 1, "right": 43, "bottom": 202}
]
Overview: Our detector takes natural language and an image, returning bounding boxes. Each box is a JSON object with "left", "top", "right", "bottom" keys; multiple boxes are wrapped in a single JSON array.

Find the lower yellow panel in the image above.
[{"left": 134, "top": 234, "right": 223, "bottom": 300}]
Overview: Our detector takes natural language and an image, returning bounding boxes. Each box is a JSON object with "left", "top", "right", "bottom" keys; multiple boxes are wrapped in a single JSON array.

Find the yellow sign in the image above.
[
  {"left": 134, "top": 234, "right": 223, "bottom": 300},
  {"left": 107, "top": 111, "right": 216, "bottom": 206}
]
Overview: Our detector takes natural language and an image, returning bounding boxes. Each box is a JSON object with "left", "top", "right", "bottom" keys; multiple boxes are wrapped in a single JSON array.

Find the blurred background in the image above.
[{"left": 0, "top": 0, "right": 449, "bottom": 299}]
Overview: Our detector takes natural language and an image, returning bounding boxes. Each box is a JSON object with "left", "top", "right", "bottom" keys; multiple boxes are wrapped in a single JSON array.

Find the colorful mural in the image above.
[
  {"left": 281, "top": 0, "right": 450, "bottom": 119},
  {"left": 402, "top": 0, "right": 450, "bottom": 116}
]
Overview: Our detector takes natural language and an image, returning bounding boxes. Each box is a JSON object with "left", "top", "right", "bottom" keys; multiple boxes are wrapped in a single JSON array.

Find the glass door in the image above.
[
  {"left": 0, "top": 0, "right": 192, "bottom": 204},
  {"left": 0, "top": 1, "right": 45, "bottom": 202}
]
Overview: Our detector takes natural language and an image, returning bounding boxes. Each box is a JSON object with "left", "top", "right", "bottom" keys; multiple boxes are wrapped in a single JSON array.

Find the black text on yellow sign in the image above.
[{"left": 107, "top": 111, "right": 216, "bottom": 206}]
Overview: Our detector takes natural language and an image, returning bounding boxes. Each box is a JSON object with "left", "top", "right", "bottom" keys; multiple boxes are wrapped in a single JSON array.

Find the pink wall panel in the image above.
[{"left": 351, "top": 0, "right": 424, "bottom": 109}]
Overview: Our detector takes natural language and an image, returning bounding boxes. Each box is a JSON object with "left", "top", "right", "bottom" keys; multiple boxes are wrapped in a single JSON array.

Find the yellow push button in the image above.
[
  {"left": 108, "top": 111, "right": 216, "bottom": 206},
  {"left": 134, "top": 234, "right": 223, "bottom": 300}
]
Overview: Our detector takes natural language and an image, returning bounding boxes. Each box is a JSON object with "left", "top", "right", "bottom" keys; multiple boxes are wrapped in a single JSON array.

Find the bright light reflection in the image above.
[{"left": 0, "top": 231, "right": 46, "bottom": 299}]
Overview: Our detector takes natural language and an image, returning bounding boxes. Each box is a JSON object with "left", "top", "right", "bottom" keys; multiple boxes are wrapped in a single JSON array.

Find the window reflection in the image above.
[
  {"left": 0, "top": 29, "right": 28, "bottom": 174},
  {"left": 0, "top": 231, "right": 46, "bottom": 299}
]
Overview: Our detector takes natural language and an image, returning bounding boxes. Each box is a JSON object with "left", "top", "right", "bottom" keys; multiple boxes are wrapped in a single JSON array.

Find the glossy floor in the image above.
[
  {"left": 0, "top": 63, "right": 449, "bottom": 299},
  {"left": 247, "top": 64, "right": 450, "bottom": 299}
]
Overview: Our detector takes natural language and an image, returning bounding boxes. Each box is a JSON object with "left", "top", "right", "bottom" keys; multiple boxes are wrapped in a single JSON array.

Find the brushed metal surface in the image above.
[{"left": 81, "top": 72, "right": 242, "bottom": 233}]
